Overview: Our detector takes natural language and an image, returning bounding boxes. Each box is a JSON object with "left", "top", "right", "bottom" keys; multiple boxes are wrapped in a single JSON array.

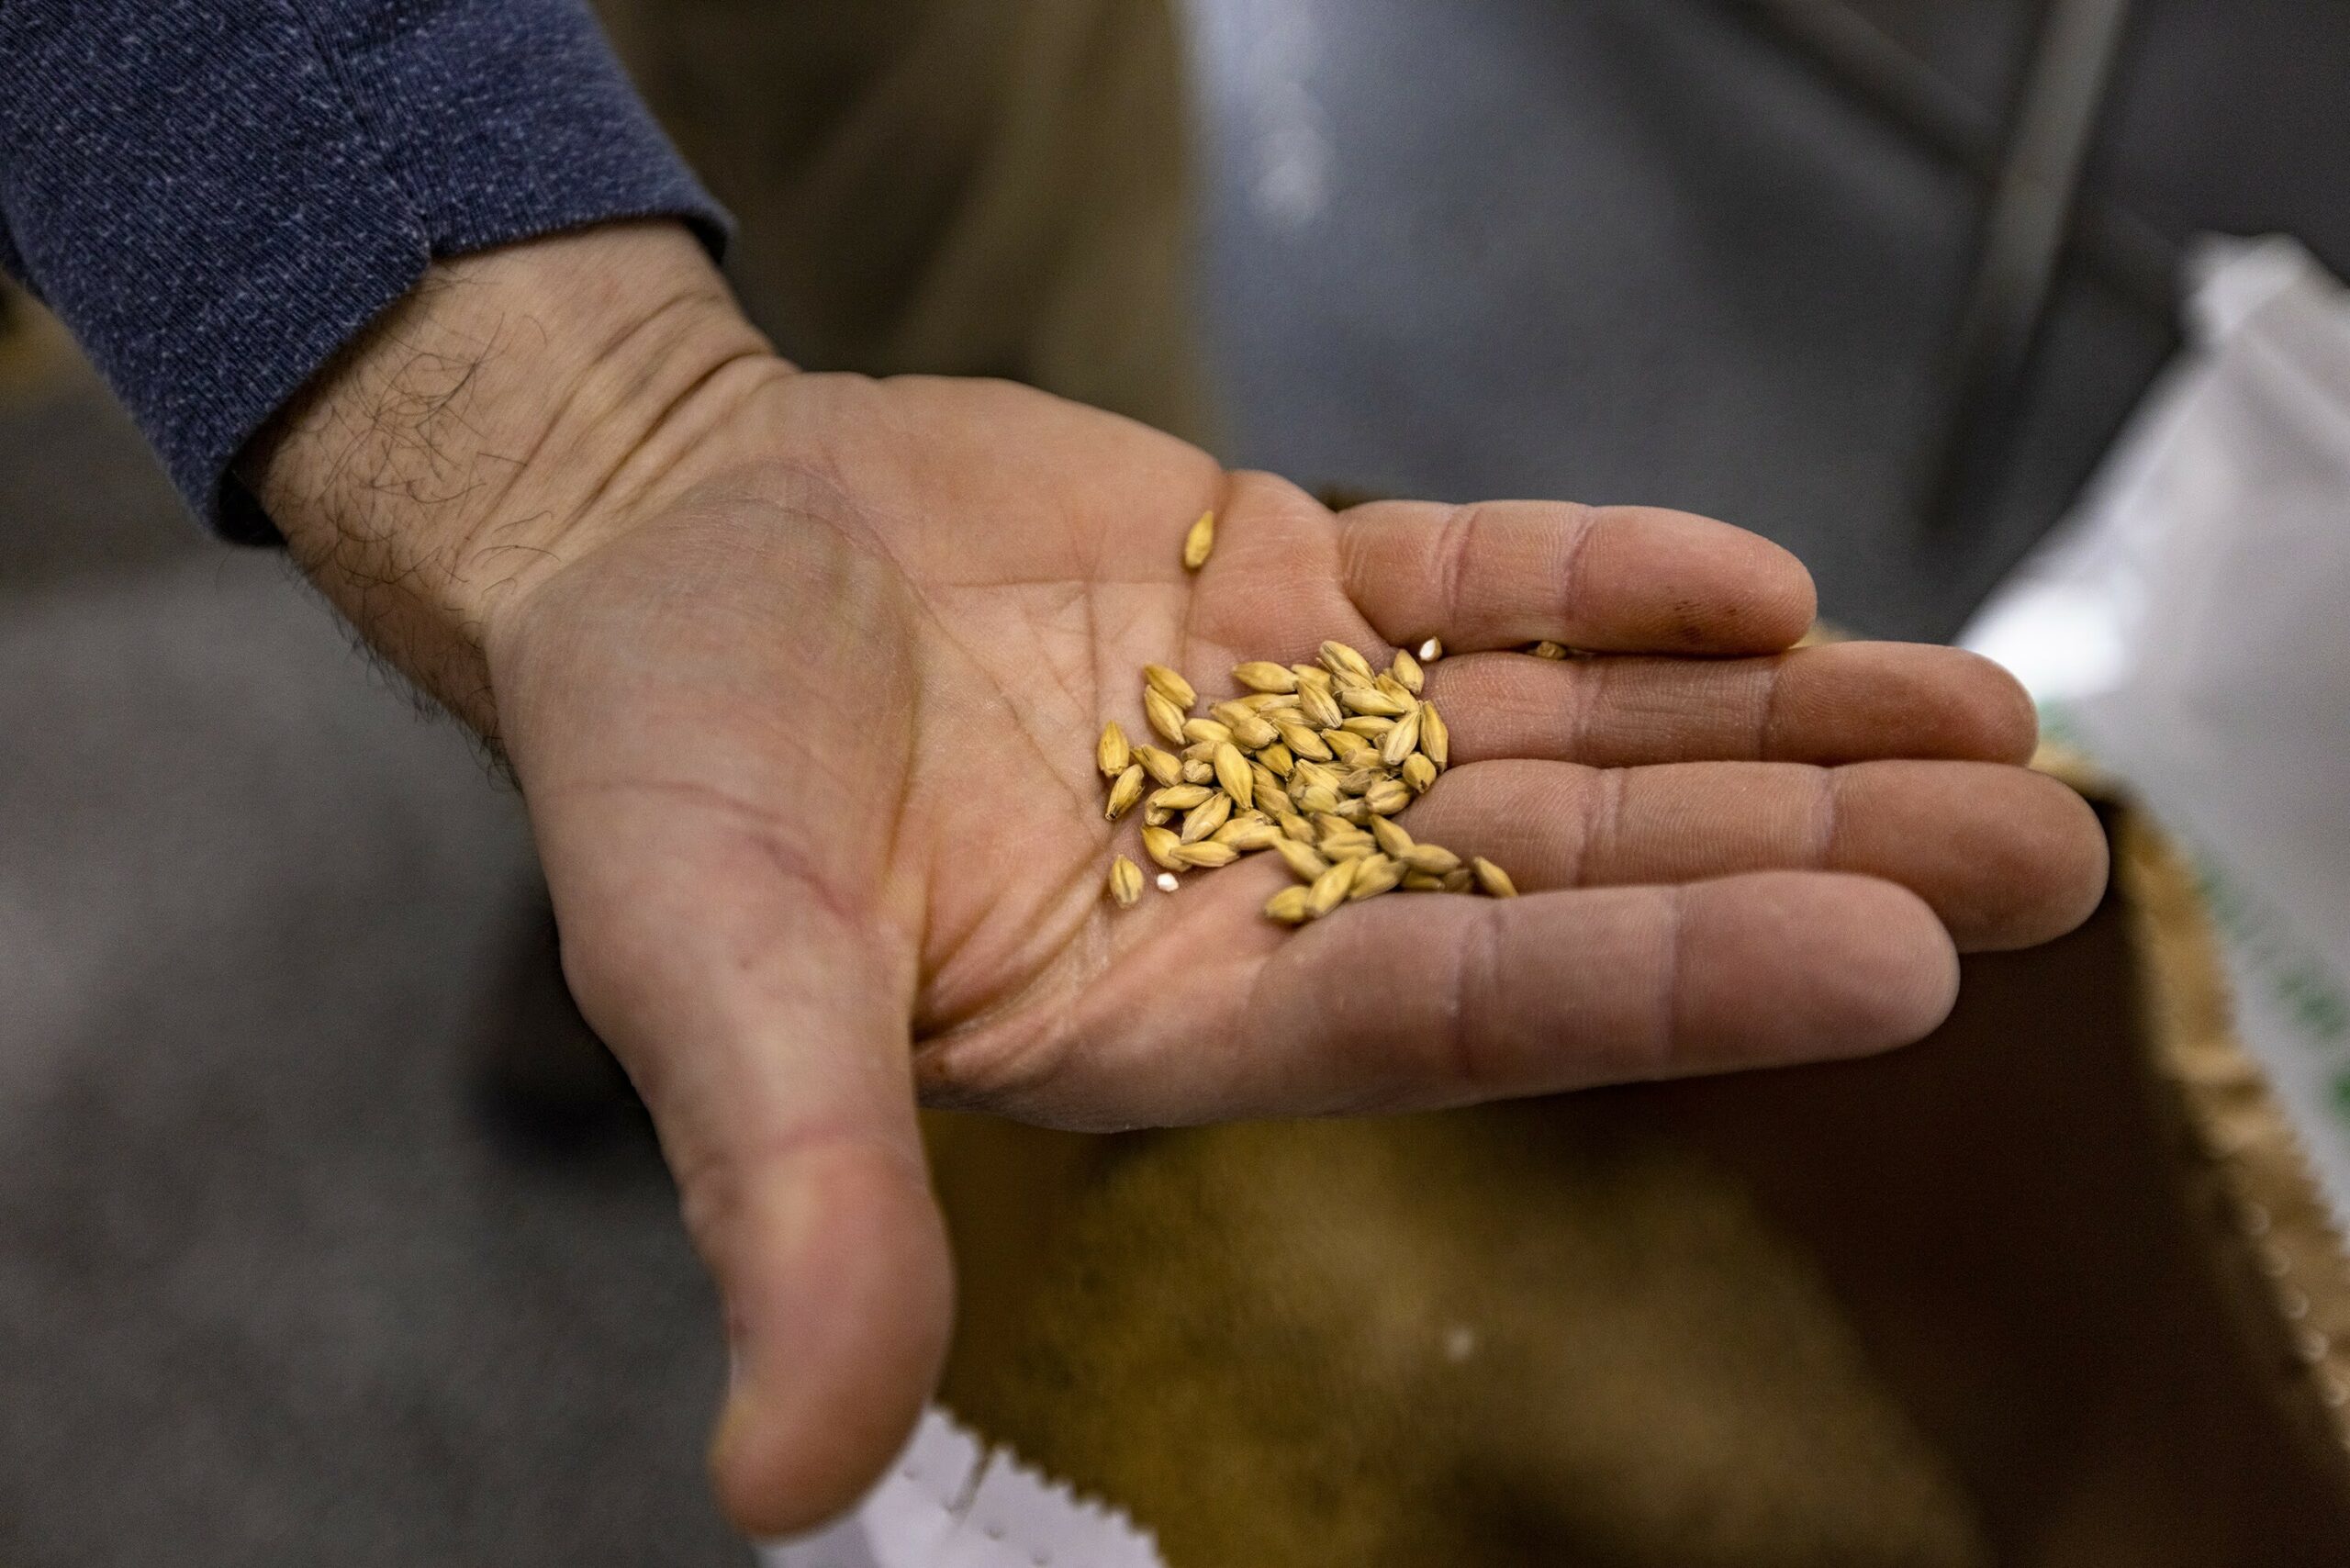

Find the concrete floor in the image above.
[{"left": 0, "top": 0, "right": 2342, "bottom": 1561}]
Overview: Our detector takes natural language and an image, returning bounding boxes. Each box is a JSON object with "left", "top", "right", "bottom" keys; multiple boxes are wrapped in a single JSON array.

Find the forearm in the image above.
[{"left": 241, "top": 223, "right": 783, "bottom": 736}]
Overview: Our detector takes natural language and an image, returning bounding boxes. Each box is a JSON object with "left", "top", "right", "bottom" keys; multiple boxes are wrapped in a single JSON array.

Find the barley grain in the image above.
[
  {"left": 1142, "top": 825, "right": 1185, "bottom": 870},
  {"left": 1402, "top": 754, "right": 1438, "bottom": 793},
  {"left": 1109, "top": 856, "right": 1144, "bottom": 907},
  {"left": 1233, "top": 661, "right": 1297, "bottom": 694},
  {"left": 1265, "top": 886, "right": 1315, "bottom": 924},
  {"left": 1096, "top": 721, "right": 1131, "bottom": 778},
  {"left": 1390, "top": 649, "right": 1426, "bottom": 694},
  {"left": 1150, "top": 784, "right": 1213, "bottom": 811},
  {"left": 1418, "top": 701, "right": 1449, "bottom": 768},
  {"left": 1273, "top": 837, "right": 1330, "bottom": 881},
  {"left": 1104, "top": 764, "right": 1144, "bottom": 820},
  {"left": 1135, "top": 745, "right": 1183, "bottom": 788},
  {"left": 1305, "top": 857, "right": 1358, "bottom": 917},
  {"left": 1143, "top": 688, "right": 1189, "bottom": 745},
  {"left": 1371, "top": 817, "right": 1414, "bottom": 857},
  {"left": 1472, "top": 857, "right": 1519, "bottom": 898},
  {"left": 1181, "top": 793, "right": 1233, "bottom": 845},
  {"left": 1174, "top": 840, "right": 1238, "bottom": 868},
  {"left": 1349, "top": 855, "right": 1404, "bottom": 900},
  {"left": 1182, "top": 510, "right": 1216, "bottom": 570},
  {"left": 1144, "top": 664, "right": 1197, "bottom": 708},
  {"left": 1213, "top": 743, "right": 1254, "bottom": 811}
]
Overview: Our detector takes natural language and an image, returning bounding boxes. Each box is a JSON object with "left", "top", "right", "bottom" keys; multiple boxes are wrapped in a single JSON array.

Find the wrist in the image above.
[{"left": 242, "top": 222, "right": 783, "bottom": 735}]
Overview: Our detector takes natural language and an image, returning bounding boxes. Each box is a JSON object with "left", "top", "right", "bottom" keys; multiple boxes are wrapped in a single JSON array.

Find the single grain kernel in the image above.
[
  {"left": 1416, "top": 636, "right": 1445, "bottom": 662},
  {"left": 1418, "top": 701, "right": 1449, "bottom": 768},
  {"left": 1181, "top": 793, "right": 1234, "bottom": 845},
  {"left": 1299, "top": 685, "right": 1345, "bottom": 730},
  {"left": 1402, "top": 871, "right": 1447, "bottom": 892},
  {"left": 1319, "top": 640, "right": 1376, "bottom": 682},
  {"left": 1529, "top": 641, "right": 1568, "bottom": 660},
  {"left": 1340, "top": 686, "right": 1412, "bottom": 718},
  {"left": 1306, "top": 857, "right": 1358, "bottom": 917},
  {"left": 1381, "top": 706, "right": 1423, "bottom": 767},
  {"left": 1097, "top": 721, "right": 1131, "bottom": 778},
  {"left": 1265, "top": 885, "right": 1315, "bottom": 924},
  {"left": 1402, "top": 753, "right": 1438, "bottom": 793},
  {"left": 1273, "top": 836, "right": 1330, "bottom": 881},
  {"left": 1213, "top": 743, "right": 1254, "bottom": 811},
  {"left": 1135, "top": 745, "right": 1183, "bottom": 788},
  {"left": 1181, "top": 718, "right": 1234, "bottom": 748},
  {"left": 1349, "top": 855, "right": 1404, "bottom": 900},
  {"left": 1143, "top": 688, "right": 1189, "bottom": 746},
  {"left": 1181, "top": 759, "right": 1215, "bottom": 786},
  {"left": 1441, "top": 867, "right": 1475, "bottom": 894},
  {"left": 1390, "top": 649, "right": 1425, "bottom": 694},
  {"left": 1144, "top": 664, "right": 1198, "bottom": 709},
  {"left": 1371, "top": 817, "right": 1415, "bottom": 857},
  {"left": 1340, "top": 715, "right": 1396, "bottom": 739},
  {"left": 1175, "top": 840, "right": 1238, "bottom": 868},
  {"left": 1150, "top": 784, "right": 1213, "bottom": 811},
  {"left": 1399, "top": 842, "right": 1461, "bottom": 876},
  {"left": 1109, "top": 856, "right": 1144, "bottom": 908},
  {"left": 1104, "top": 764, "right": 1145, "bottom": 820},
  {"left": 1472, "top": 857, "right": 1519, "bottom": 898},
  {"left": 1365, "top": 779, "right": 1412, "bottom": 816},
  {"left": 1182, "top": 510, "right": 1216, "bottom": 570},
  {"left": 1229, "top": 712, "right": 1281, "bottom": 750},
  {"left": 1276, "top": 722, "right": 1334, "bottom": 762},
  {"left": 1259, "top": 742, "right": 1295, "bottom": 778},
  {"left": 1234, "top": 660, "right": 1298, "bottom": 694},
  {"left": 1142, "top": 825, "right": 1185, "bottom": 871},
  {"left": 1216, "top": 818, "right": 1283, "bottom": 853}
]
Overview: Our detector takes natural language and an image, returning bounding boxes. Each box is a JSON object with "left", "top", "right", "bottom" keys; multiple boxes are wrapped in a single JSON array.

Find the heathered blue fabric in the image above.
[{"left": 0, "top": 0, "right": 729, "bottom": 543}]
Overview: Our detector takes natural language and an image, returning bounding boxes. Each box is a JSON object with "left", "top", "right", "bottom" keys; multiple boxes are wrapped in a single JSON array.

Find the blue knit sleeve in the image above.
[{"left": 0, "top": 1, "right": 730, "bottom": 543}]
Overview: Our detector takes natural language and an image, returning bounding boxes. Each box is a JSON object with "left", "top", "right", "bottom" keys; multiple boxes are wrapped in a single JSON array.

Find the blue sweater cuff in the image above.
[{"left": 0, "top": 0, "right": 730, "bottom": 543}]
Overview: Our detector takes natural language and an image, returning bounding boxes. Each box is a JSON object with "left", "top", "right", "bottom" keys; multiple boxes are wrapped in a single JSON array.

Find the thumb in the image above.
[{"left": 547, "top": 828, "right": 954, "bottom": 1539}]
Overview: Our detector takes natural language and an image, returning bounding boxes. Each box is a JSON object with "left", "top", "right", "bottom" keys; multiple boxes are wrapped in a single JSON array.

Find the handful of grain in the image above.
[{"left": 1097, "top": 636, "right": 1516, "bottom": 924}]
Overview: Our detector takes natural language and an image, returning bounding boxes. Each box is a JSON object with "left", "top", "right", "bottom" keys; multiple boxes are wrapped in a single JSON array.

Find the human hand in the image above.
[{"left": 251, "top": 225, "right": 2106, "bottom": 1536}]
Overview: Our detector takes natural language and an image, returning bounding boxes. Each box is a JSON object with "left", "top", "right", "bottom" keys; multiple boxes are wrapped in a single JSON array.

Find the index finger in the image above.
[{"left": 1336, "top": 499, "right": 1816, "bottom": 655}]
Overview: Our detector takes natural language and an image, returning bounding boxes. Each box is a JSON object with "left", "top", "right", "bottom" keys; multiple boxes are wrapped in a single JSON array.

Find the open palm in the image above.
[{"left": 487, "top": 371, "right": 2106, "bottom": 1535}]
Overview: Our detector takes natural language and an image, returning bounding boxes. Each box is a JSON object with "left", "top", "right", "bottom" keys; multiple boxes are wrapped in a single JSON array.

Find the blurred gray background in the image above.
[{"left": 1, "top": 0, "right": 2344, "bottom": 1562}]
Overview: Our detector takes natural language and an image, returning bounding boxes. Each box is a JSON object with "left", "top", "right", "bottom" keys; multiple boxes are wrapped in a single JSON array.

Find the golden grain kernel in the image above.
[
  {"left": 1096, "top": 721, "right": 1131, "bottom": 778},
  {"left": 1340, "top": 715, "right": 1396, "bottom": 739},
  {"left": 1371, "top": 817, "right": 1415, "bottom": 857},
  {"left": 1144, "top": 663, "right": 1197, "bottom": 709},
  {"left": 1240, "top": 689, "right": 1296, "bottom": 711},
  {"left": 1264, "top": 885, "right": 1315, "bottom": 924},
  {"left": 1296, "top": 782, "right": 1342, "bottom": 816},
  {"left": 1109, "top": 856, "right": 1144, "bottom": 907},
  {"left": 1135, "top": 745, "right": 1183, "bottom": 788},
  {"left": 1259, "top": 742, "right": 1295, "bottom": 778},
  {"left": 1141, "top": 825, "right": 1185, "bottom": 870},
  {"left": 1181, "top": 759, "right": 1215, "bottom": 786},
  {"left": 1348, "top": 855, "right": 1403, "bottom": 900},
  {"left": 1143, "top": 687, "right": 1189, "bottom": 745},
  {"left": 1174, "top": 840, "right": 1238, "bottom": 868},
  {"left": 1416, "top": 636, "right": 1445, "bottom": 662},
  {"left": 1150, "top": 784, "right": 1214, "bottom": 811},
  {"left": 1323, "top": 837, "right": 1376, "bottom": 862},
  {"left": 1365, "top": 779, "right": 1412, "bottom": 816},
  {"left": 1339, "top": 686, "right": 1412, "bottom": 718},
  {"left": 1305, "top": 857, "right": 1358, "bottom": 917},
  {"left": 1275, "top": 721, "right": 1334, "bottom": 762},
  {"left": 1182, "top": 510, "right": 1216, "bottom": 570},
  {"left": 1313, "top": 812, "right": 1357, "bottom": 839},
  {"left": 1399, "top": 842, "right": 1461, "bottom": 876},
  {"left": 1144, "top": 804, "right": 1170, "bottom": 827},
  {"left": 1210, "top": 699, "right": 1257, "bottom": 730},
  {"left": 1228, "top": 712, "right": 1281, "bottom": 750},
  {"left": 1181, "top": 792, "right": 1234, "bottom": 845},
  {"left": 1104, "top": 764, "right": 1145, "bottom": 820},
  {"left": 1380, "top": 705, "right": 1423, "bottom": 767},
  {"left": 1213, "top": 743, "right": 1254, "bottom": 811},
  {"left": 1402, "top": 753, "right": 1438, "bottom": 793},
  {"left": 1250, "top": 761, "right": 1286, "bottom": 804},
  {"left": 1389, "top": 649, "right": 1426, "bottom": 694},
  {"left": 1401, "top": 871, "right": 1448, "bottom": 892},
  {"left": 1233, "top": 660, "right": 1297, "bottom": 694},
  {"left": 1325, "top": 730, "right": 1373, "bottom": 764},
  {"left": 1375, "top": 673, "right": 1413, "bottom": 704},
  {"left": 1529, "top": 641, "right": 1568, "bottom": 660},
  {"left": 1182, "top": 739, "right": 1219, "bottom": 764},
  {"left": 1181, "top": 718, "right": 1233, "bottom": 749},
  {"left": 1336, "top": 798, "right": 1372, "bottom": 825},
  {"left": 1319, "top": 640, "right": 1376, "bottom": 682},
  {"left": 1442, "top": 867, "right": 1475, "bottom": 893},
  {"left": 1216, "top": 818, "right": 1283, "bottom": 853},
  {"left": 1272, "top": 836, "right": 1330, "bottom": 881},
  {"left": 1276, "top": 812, "right": 1316, "bottom": 844},
  {"left": 1298, "top": 685, "right": 1345, "bottom": 730},
  {"left": 1472, "top": 856, "right": 1519, "bottom": 898},
  {"left": 1418, "top": 700, "right": 1449, "bottom": 768}
]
